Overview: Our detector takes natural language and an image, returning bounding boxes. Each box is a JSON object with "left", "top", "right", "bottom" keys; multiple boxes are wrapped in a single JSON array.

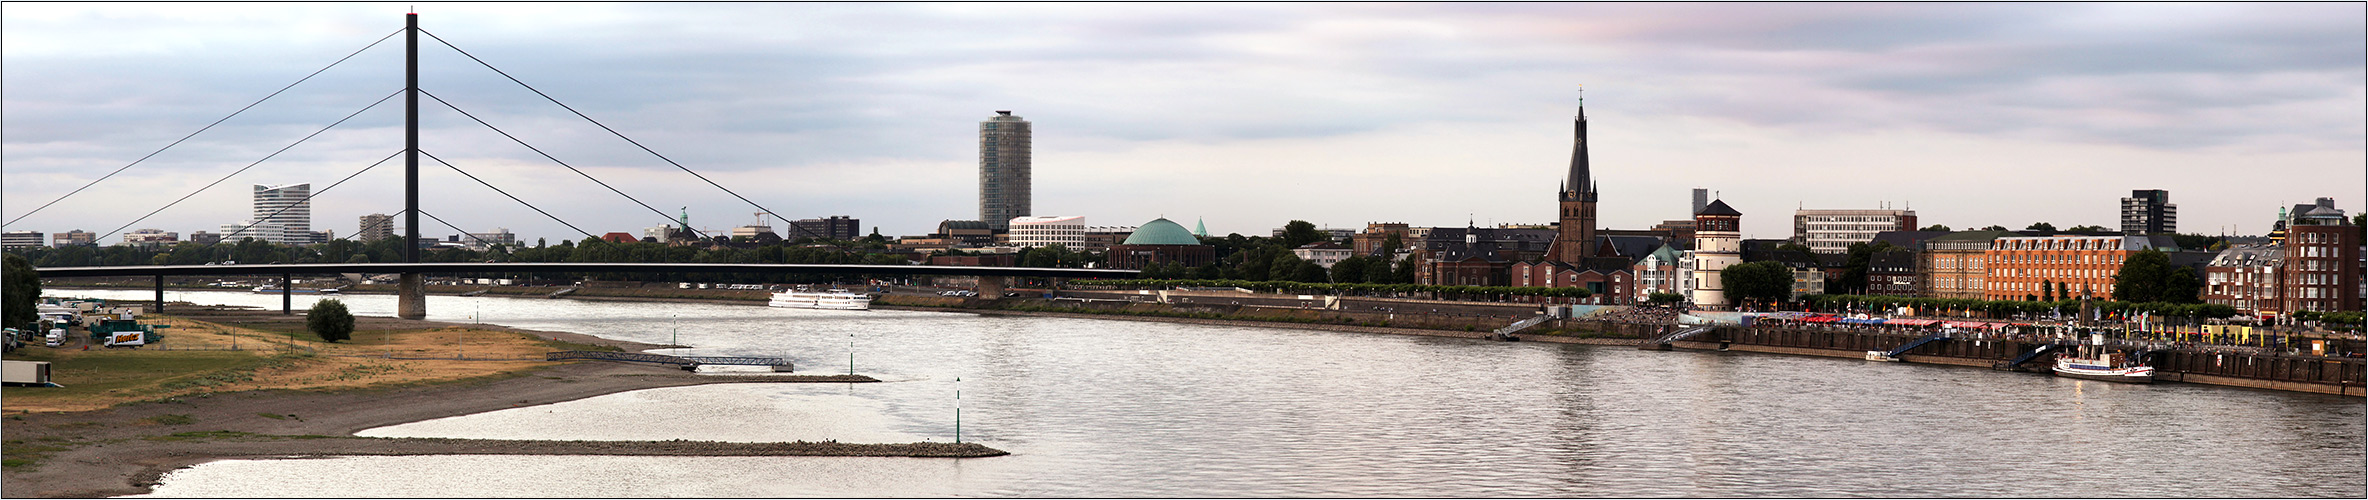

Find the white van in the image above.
[{"left": 45, "top": 330, "right": 65, "bottom": 348}]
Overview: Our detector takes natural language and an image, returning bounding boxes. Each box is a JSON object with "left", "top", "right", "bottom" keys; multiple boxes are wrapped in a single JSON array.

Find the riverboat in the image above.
[
  {"left": 251, "top": 286, "right": 337, "bottom": 294},
  {"left": 768, "top": 289, "right": 871, "bottom": 310},
  {"left": 2052, "top": 334, "right": 2153, "bottom": 383}
]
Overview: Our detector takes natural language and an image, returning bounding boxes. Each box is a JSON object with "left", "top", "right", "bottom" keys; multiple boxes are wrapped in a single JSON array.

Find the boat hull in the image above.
[
  {"left": 768, "top": 291, "right": 871, "bottom": 311},
  {"left": 2052, "top": 361, "right": 2154, "bottom": 383}
]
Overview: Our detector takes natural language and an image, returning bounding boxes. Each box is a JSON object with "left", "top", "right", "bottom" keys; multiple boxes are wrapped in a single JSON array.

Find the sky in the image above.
[{"left": 4, "top": 2, "right": 2362, "bottom": 245}]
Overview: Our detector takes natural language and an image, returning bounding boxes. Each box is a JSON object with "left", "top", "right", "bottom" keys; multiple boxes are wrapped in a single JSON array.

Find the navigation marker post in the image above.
[{"left": 955, "top": 376, "right": 963, "bottom": 444}]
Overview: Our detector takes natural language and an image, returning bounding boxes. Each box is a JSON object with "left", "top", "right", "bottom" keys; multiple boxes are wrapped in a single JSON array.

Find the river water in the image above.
[{"left": 59, "top": 289, "right": 2367, "bottom": 497}]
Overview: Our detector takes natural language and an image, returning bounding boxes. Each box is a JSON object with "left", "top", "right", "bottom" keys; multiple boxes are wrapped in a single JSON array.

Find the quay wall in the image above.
[{"left": 1694, "top": 327, "right": 2365, "bottom": 396}]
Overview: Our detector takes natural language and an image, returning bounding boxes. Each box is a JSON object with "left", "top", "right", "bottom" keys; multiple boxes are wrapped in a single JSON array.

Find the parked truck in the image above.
[{"left": 2, "top": 360, "right": 59, "bottom": 387}]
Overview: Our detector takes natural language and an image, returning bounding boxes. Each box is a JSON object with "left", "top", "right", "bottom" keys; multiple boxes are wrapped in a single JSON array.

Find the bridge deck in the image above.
[{"left": 37, "top": 262, "right": 1138, "bottom": 279}]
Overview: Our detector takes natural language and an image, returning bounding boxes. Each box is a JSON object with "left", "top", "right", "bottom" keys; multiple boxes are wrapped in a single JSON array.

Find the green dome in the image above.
[{"left": 1122, "top": 218, "right": 1203, "bottom": 245}]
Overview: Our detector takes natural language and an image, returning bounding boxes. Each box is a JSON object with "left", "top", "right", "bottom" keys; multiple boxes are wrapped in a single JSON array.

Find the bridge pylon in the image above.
[{"left": 398, "top": 273, "right": 426, "bottom": 319}]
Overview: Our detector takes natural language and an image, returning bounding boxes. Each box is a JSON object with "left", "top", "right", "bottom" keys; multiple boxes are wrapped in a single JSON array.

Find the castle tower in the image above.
[
  {"left": 1555, "top": 90, "right": 1598, "bottom": 263},
  {"left": 1690, "top": 199, "right": 1742, "bottom": 309}
]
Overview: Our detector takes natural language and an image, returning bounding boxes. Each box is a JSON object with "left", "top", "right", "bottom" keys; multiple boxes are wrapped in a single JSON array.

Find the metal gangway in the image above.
[
  {"left": 1865, "top": 333, "right": 1952, "bottom": 362},
  {"left": 546, "top": 351, "right": 792, "bottom": 372},
  {"left": 1489, "top": 314, "right": 1556, "bottom": 341},
  {"left": 1639, "top": 325, "right": 1717, "bottom": 350},
  {"left": 1996, "top": 343, "right": 2068, "bottom": 371}
]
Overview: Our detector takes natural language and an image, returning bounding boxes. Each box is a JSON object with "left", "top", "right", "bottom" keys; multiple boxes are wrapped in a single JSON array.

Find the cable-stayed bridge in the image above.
[{"left": 7, "top": 13, "right": 1135, "bottom": 318}]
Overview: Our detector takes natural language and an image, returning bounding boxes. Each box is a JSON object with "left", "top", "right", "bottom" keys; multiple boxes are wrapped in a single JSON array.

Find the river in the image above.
[{"left": 55, "top": 289, "right": 2368, "bottom": 497}]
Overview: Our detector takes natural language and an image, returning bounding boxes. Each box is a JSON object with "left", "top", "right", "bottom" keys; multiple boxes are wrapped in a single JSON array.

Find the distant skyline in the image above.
[{"left": 4, "top": 3, "right": 2361, "bottom": 244}]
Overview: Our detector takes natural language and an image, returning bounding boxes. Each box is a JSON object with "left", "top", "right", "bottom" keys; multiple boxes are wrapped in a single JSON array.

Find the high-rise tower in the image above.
[
  {"left": 252, "top": 183, "right": 312, "bottom": 245},
  {"left": 1555, "top": 92, "right": 1599, "bottom": 263},
  {"left": 2121, "top": 189, "right": 2176, "bottom": 235},
  {"left": 980, "top": 111, "right": 1033, "bottom": 232}
]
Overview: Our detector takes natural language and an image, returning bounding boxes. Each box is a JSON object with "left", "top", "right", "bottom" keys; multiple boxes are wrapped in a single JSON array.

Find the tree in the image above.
[
  {"left": 1279, "top": 220, "right": 1326, "bottom": 248},
  {"left": 2025, "top": 222, "right": 2057, "bottom": 232},
  {"left": 1291, "top": 261, "right": 1328, "bottom": 283},
  {"left": 1776, "top": 242, "right": 1813, "bottom": 255},
  {"left": 1330, "top": 256, "right": 1369, "bottom": 284},
  {"left": 1919, "top": 224, "right": 1951, "bottom": 232},
  {"left": 2161, "top": 266, "right": 2201, "bottom": 304},
  {"left": 2064, "top": 225, "right": 2112, "bottom": 233},
  {"left": 306, "top": 298, "right": 355, "bottom": 343},
  {"left": 1362, "top": 255, "right": 1396, "bottom": 284},
  {"left": 2113, "top": 250, "right": 2172, "bottom": 303},
  {"left": 1647, "top": 291, "right": 1685, "bottom": 306},
  {"left": 4, "top": 254, "right": 40, "bottom": 328},
  {"left": 1722, "top": 262, "right": 1794, "bottom": 308},
  {"left": 1268, "top": 252, "right": 1308, "bottom": 282},
  {"left": 1980, "top": 225, "right": 2008, "bottom": 231},
  {"left": 1832, "top": 241, "right": 1896, "bottom": 296}
]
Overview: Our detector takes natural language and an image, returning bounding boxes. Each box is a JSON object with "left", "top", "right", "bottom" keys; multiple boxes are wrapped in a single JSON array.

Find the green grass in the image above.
[
  {"left": 1, "top": 440, "right": 70, "bottom": 470},
  {"left": 0, "top": 349, "right": 293, "bottom": 410},
  {"left": 257, "top": 412, "right": 288, "bottom": 420}
]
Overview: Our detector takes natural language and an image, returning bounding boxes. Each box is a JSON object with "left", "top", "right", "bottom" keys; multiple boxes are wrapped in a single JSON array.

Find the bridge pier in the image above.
[
  {"left": 398, "top": 272, "right": 426, "bottom": 319},
  {"left": 976, "top": 275, "right": 1006, "bottom": 299},
  {"left": 282, "top": 273, "right": 293, "bottom": 315},
  {"left": 154, "top": 275, "right": 165, "bottom": 313}
]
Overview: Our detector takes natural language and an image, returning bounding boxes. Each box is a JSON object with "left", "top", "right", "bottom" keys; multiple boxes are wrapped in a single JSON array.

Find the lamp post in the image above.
[{"left": 848, "top": 332, "right": 856, "bottom": 376}]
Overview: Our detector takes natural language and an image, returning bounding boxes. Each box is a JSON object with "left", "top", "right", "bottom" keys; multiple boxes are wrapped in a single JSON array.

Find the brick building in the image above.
[
  {"left": 1983, "top": 235, "right": 2157, "bottom": 301},
  {"left": 2204, "top": 244, "right": 2282, "bottom": 317},
  {"left": 1921, "top": 230, "right": 2011, "bottom": 299},
  {"left": 2280, "top": 202, "right": 2360, "bottom": 314}
]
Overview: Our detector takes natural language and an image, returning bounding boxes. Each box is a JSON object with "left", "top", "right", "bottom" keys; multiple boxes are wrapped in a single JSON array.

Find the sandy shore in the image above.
[{"left": 0, "top": 311, "right": 1007, "bottom": 500}]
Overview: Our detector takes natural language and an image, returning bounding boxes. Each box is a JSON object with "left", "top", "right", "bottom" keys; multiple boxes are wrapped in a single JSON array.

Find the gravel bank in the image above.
[{"left": 0, "top": 360, "right": 960, "bottom": 498}]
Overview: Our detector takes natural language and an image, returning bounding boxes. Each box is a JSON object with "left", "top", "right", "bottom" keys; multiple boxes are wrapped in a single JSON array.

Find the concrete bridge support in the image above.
[
  {"left": 153, "top": 275, "right": 165, "bottom": 313},
  {"left": 398, "top": 272, "right": 427, "bottom": 319},
  {"left": 976, "top": 275, "right": 1007, "bottom": 299}
]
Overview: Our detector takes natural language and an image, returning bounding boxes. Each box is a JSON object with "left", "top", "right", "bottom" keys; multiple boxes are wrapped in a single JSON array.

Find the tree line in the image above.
[{"left": 7, "top": 235, "right": 910, "bottom": 284}]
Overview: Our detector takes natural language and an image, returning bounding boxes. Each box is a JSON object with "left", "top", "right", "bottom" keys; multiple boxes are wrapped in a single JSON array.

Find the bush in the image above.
[{"left": 306, "top": 299, "right": 355, "bottom": 343}]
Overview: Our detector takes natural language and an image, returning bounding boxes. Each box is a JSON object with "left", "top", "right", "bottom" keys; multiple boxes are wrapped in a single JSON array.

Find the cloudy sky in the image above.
[{"left": 5, "top": 2, "right": 2362, "bottom": 245}]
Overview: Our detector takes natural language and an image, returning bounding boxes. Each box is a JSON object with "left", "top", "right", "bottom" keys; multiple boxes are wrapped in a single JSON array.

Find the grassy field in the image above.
[{"left": 2, "top": 314, "right": 575, "bottom": 413}]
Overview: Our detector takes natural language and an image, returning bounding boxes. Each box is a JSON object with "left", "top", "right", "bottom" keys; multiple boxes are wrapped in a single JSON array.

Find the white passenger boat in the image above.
[
  {"left": 2052, "top": 334, "right": 2153, "bottom": 383},
  {"left": 768, "top": 289, "right": 871, "bottom": 310}
]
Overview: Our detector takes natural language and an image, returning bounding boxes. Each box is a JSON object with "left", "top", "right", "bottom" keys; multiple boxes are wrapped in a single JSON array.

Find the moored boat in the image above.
[
  {"left": 2052, "top": 334, "right": 2153, "bottom": 383},
  {"left": 768, "top": 289, "right": 871, "bottom": 310}
]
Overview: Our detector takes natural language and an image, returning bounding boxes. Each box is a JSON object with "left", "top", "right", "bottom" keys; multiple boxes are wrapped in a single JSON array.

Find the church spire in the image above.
[{"left": 1562, "top": 86, "right": 1595, "bottom": 203}]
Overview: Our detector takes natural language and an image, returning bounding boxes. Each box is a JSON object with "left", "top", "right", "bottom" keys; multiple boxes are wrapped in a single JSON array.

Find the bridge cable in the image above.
[
  {"left": 418, "top": 89, "right": 710, "bottom": 240},
  {"left": 415, "top": 209, "right": 508, "bottom": 250},
  {"left": 417, "top": 149, "right": 597, "bottom": 239},
  {"left": 5, "top": 28, "right": 404, "bottom": 229},
  {"left": 218, "top": 149, "right": 405, "bottom": 243},
  {"left": 98, "top": 88, "right": 406, "bottom": 243},
  {"left": 419, "top": 29, "right": 797, "bottom": 231}
]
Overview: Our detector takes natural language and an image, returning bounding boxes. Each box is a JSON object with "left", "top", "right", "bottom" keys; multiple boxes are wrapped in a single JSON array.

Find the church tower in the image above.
[{"left": 1555, "top": 90, "right": 1599, "bottom": 264}]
